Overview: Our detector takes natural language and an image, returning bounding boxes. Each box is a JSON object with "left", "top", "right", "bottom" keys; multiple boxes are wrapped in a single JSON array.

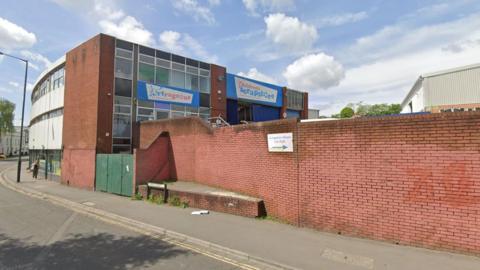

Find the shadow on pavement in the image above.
[{"left": 0, "top": 232, "right": 190, "bottom": 270}]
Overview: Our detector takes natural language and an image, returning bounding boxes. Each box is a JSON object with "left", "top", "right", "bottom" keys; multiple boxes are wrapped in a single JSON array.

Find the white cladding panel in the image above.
[
  {"left": 30, "top": 85, "right": 64, "bottom": 120},
  {"left": 29, "top": 116, "right": 63, "bottom": 150},
  {"left": 424, "top": 67, "right": 480, "bottom": 107}
]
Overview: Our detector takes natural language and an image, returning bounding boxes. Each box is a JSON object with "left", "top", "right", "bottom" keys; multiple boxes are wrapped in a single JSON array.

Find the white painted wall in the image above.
[
  {"left": 29, "top": 57, "right": 65, "bottom": 151},
  {"left": 401, "top": 86, "right": 425, "bottom": 113},
  {"left": 28, "top": 116, "right": 63, "bottom": 150}
]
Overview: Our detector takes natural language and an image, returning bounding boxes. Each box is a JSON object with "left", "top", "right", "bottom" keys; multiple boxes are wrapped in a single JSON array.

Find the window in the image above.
[
  {"left": 185, "top": 73, "right": 199, "bottom": 91},
  {"left": 156, "top": 110, "right": 169, "bottom": 119},
  {"left": 115, "top": 78, "right": 132, "bottom": 97},
  {"left": 113, "top": 145, "right": 131, "bottom": 154},
  {"left": 116, "top": 48, "right": 133, "bottom": 59},
  {"left": 155, "top": 67, "right": 169, "bottom": 85},
  {"left": 286, "top": 90, "right": 303, "bottom": 110},
  {"left": 138, "top": 63, "right": 155, "bottom": 83},
  {"left": 200, "top": 93, "right": 210, "bottom": 107},
  {"left": 199, "top": 76, "right": 210, "bottom": 93},
  {"left": 171, "top": 70, "right": 185, "bottom": 88},
  {"left": 137, "top": 107, "right": 154, "bottom": 122},
  {"left": 113, "top": 114, "right": 131, "bottom": 138},
  {"left": 115, "top": 57, "right": 133, "bottom": 79}
]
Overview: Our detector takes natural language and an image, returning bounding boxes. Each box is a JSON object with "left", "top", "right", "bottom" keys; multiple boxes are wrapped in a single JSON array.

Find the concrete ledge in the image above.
[{"left": 138, "top": 184, "right": 266, "bottom": 218}]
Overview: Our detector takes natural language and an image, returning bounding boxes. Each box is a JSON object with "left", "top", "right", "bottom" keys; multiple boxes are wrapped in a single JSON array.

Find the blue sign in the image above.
[
  {"left": 226, "top": 74, "right": 283, "bottom": 107},
  {"left": 137, "top": 81, "right": 199, "bottom": 107}
]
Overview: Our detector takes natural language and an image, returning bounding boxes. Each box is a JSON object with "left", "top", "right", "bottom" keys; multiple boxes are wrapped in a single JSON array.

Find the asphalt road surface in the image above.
[{"left": 0, "top": 160, "right": 241, "bottom": 270}]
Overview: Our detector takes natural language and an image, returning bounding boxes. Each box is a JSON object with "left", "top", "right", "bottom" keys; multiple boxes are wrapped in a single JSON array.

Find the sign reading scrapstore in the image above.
[
  {"left": 137, "top": 81, "right": 199, "bottom": 107},
  {"left": 226, "top": 74, "right": 282, "bottom": 107}
]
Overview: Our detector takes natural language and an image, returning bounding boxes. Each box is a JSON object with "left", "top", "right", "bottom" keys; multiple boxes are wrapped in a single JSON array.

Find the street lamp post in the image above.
[{"left": 0, "top": 51, "right": 28, "bottom": 183}]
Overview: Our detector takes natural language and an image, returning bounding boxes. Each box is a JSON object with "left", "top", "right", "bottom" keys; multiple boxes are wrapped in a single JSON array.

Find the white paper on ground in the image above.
[{"left": 191, "top": 210, "right": 209, "bottom": 215}]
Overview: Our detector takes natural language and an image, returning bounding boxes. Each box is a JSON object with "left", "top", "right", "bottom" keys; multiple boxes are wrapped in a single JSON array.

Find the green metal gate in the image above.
[{"left": 95, "top": 154, "right": 133, "bottom": 197}]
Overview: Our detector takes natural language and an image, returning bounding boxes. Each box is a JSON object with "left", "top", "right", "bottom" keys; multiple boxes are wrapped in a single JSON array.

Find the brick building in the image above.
[{"left": 28, "top": 33, "right": 309, "bottom": 181}]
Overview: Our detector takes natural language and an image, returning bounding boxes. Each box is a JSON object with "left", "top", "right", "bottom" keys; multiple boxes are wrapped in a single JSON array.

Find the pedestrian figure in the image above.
[{"left": 32, "top": 159, "right": 39, "bottom": 179}]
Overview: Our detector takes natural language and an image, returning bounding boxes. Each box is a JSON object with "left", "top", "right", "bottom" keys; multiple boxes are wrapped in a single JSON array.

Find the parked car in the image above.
[{"left": 0, "top": 154, "right": 6, "bottom": 160}]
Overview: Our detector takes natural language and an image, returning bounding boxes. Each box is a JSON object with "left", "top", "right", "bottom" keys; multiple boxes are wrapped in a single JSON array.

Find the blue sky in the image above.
[{"left": 1, "top": 0, "right": 480, "bottom": 124}]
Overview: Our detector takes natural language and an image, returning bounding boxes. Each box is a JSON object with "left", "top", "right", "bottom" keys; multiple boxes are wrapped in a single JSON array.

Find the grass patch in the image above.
[
  {"left": 131, "top": 193, "right": 143, "bottom": 200},
  {"left": 168, "top": 196, "right": 189, "bottom": 208},
  {"left": 147, "top": 194, "right": 164, "bottom": 204}
]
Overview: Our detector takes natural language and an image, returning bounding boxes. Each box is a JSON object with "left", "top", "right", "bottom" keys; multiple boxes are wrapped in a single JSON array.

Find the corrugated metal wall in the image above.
[{"left": 424, "top": 67, "right": 480, "bottom": 107}]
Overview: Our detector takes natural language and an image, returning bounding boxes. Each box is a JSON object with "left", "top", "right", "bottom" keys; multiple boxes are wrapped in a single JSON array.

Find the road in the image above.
[{"left": 0, "top": 160, "right": 241, "bottom": 270}]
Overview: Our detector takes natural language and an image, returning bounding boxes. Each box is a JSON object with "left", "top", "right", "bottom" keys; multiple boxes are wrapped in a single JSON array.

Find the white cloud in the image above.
[
  {"left": 158, "top": 31, "right": 218, "bottom": 63},
  {"left": 238, "top": 68, "right": 278, "bottom": 84},
  {"left": 243, "top": 0, "right": 294, "bottom": 16},
  {"left": 52, "top": 0, "right": 154, "bottom": 46},
  {"left": 265, "top": 13, "right": 317, "bottom": 52},
  {"left": 0, "top": 17, "right": 36, "bottom": 50},
  {"left": 8, "top": 81, "right": 19, "bottom": 88},
  {"left": 283, "top": 53, "right": 345, "bottom": 91},
  {"left": 171, "top": 0, "right": 215, "bottom": 25},
  {"left": 344, "top": 12, "right": 480, "bottom": 65},
  {"left": 99, "top": 16, "right": 154, "bottom": 46},
  {"left": 20, "top": 50, "right": 52, "bottom": 69},
  {"left": 318, "top": 11, "right": 368, "bottom": 27},
  {"left": 208, "top": 0, "right": 221, "bottom": 6}
]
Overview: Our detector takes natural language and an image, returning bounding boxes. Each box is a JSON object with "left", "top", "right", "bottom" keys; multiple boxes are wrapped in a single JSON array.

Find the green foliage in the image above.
[
  {"left": 340, "top": 107, "right": 354, "bottom": 118},
  {"left": 0, "top": 99, "right": 15, "bottom": 137},
  {"left": 132, "top": 193, "right": 143, "bottom": 200},
  {"left": 333, "top": 102, "right": 402, "bottom": 118},
  {"left": 355, "top": 103, "right": 401, "bottom": 116},
  {"left": 168, "top": 196, "right": 181, "bottom": 207},
  {"left": 147, "top": 194, "right": 164, "bottom": 204}
]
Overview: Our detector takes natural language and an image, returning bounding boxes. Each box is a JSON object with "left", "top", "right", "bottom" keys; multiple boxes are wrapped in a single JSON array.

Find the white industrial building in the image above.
[
  {"left": 0, "top": 126, "right": 28, "bottom": 156},
  {"left": 28, "top": 56, "right": 65, "bottom": 179},
  {"left": 401, "top": 63, "right": 480, "bottom": 113}
]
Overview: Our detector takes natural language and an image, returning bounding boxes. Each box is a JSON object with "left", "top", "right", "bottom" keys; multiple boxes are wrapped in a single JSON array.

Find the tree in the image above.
[
  {"left": 340, "top": 107, "right": 354, "bottom": 118},
  {"left": 0, "top": 99, "right": 15, "bottom": 141}
]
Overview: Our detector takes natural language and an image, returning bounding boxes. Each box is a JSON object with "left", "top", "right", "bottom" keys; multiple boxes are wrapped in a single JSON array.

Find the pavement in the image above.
[
  {"left": 0, "top": 160, "right": 244, "bottom": 270},
  {"left": 2, "top": 160, "right": 480, "bottom": 270}
]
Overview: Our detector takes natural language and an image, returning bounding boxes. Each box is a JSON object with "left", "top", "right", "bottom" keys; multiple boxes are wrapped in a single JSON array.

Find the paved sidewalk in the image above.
[{"left": 2, "top": 162, "right": 480, "bottom": 270}]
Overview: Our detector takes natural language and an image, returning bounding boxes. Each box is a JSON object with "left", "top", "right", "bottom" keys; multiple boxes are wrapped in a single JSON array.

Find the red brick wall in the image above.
[
  {"left": 134, "top": 135, "right": 170, "bottom": 186},
  {"left": 297, "top": 112, "right": 480, "bottom": 254},
  {"left": 138, "top": 112, "right": 480, "bottom": 254},
  {"left": 61, "top": 34, "right": 115, "bottom": 189},
  {"left": 210, "top": 64, "right": 227, "bottom": 118},
  {"left": 61, "top": 149, "right": 96, "bottom": 189}
]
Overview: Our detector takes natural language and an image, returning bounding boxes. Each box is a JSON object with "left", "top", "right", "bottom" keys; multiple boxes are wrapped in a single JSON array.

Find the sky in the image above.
[{"left": 1, "top": 0, "right": 480, "bottom": 124}]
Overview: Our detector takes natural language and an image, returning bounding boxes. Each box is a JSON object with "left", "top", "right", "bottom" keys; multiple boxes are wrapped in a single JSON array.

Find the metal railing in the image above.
[{"left": 207, "top": 116, "right": 231, "bottom": 128}]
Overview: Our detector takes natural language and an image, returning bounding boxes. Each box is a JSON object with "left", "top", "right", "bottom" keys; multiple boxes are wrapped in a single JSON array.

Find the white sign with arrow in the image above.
[{"left": 267, "top": 132, "right": 293, "bottom": 152}]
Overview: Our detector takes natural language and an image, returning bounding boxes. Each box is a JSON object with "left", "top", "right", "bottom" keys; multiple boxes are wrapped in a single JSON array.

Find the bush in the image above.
[{"left": 340, "top": 107, "right": 354, "bottom": 118}]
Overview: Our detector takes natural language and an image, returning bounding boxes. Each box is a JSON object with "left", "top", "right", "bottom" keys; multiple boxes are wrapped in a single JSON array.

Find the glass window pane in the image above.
[
  {"left": 186, "top": 106, "right": 198, "bottom": 113},
  {"left": 138, "top": 63, "right": 155, "bottom": 83},
  {"left": 138, "top": 108, "right": 154, "bottom": 115},
  {"left": 113, "top": 145, "right": 131, "bottom": 154},
  {"left": 115, "top": 105, "right": 131, "bottom": 114},
  {"left": 115, "top": 96, "right": 131, "bottom": 105},
  {"left": 115, "top": 78, "right": 132, "bottom": 97},
  {"left": 113, "top": 114, "right": 131, "bottom": 138},
  {"left": 199, "top": 69, "right": 209, "bottom": 77},
  {"left": 171, "top": 70, "right": 185, "bottom": 88},
  {"left": 137, "top": 100, "right": 154, "bottom": 108},
  {"left": 137, "top": 115, "right": 153, "bottom": 122},
  {"left": 186, "top": 66, "right": 198, "bottom": 74},
  {"left": 171, "top": 111, "right": 185, "bottom": 118},
  {"left": 156, "top": 110, "right": 169, "bottom": 119},
  {"left": 139, "top": 54, "right": 155, "bottom": 64},
  {"left": 200, "top": 93, "right": 210, "bottom": 107},
  {"left": 155, "top": 102, "right": 170, "bottom": 110},
  {"left": 171, "top": 104, "right": 185, "bottom": 111},
  {"left": 172, "top": 62, "right": 185, "bottom": 71},
  {"left": 185, "top": 73, "right": 199, "bottom": 91},
  {"left": 155, "top": 67, "right": 169, "bottom": 85},
  {"left": 199, "top": 76, "right": 210, "bottom": 93},
  {"left": 115, "top": 57, "right": 133, "bottom": 79},
  {"left": 156, "top": 58, "right": 170, "bottom": 68},
  {"left": 116, "top": 48, "right": 132, "bottom": 59}
]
